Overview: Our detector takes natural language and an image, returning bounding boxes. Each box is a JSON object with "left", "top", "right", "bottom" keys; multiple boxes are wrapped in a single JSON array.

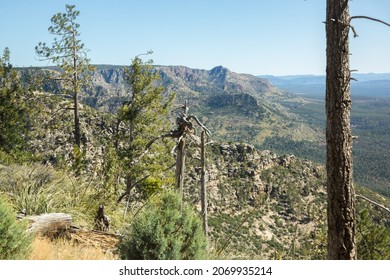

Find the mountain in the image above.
[
  {"left": 259, "top": 73, "right": 390, "bottom": 97},
  {"left": 18, "top": 65, "right": 390, "bottom": 197},
  {"left": 84, "top": 65, "right": 322, "bottom": 146}
]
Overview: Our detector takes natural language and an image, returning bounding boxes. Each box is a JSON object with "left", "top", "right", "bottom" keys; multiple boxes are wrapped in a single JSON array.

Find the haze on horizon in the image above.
[{"left": 1, "top": 0, "right": 389, "bottom": 76}]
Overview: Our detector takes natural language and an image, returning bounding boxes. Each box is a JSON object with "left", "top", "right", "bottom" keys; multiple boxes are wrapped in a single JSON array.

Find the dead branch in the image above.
[
  {"left": 350, "top": 24, "right": 359, "bottom": 38},
  {"left": 349, "top": 16, "right": 390, "bottom": 38},
  {"left": 187, "top": 115, "right": 212, "bottom": 136},
  {"left": 356, "top": 194, "right": 390, "bottom": 214},
  {"left": 350, "top": 16, "right": 390, "bottom": 27}
]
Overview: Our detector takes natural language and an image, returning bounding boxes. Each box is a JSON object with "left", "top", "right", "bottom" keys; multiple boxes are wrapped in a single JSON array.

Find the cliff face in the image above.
[{"left": 183, "top": 142, "right": 327, "bottom": 258}]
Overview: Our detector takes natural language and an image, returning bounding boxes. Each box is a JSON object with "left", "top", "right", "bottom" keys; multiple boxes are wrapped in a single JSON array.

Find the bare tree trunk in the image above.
[
  {"left": 175, "top": 101, "right": 189, "bottom": 201},
  {"left": 175, "top": 138, "right": 186, "bottom": 199},
  {"left": 74, "top": 89, "right": 81, "bottom": 148},
  {"left": 200, "top": 131, "right": 208, "bottom": 242},
  {"left": 325, "top": 0, "right": 356, "bottom": 260}
]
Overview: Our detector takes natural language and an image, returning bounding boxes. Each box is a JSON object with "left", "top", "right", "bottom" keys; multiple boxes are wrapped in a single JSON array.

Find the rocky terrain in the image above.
[
  {"left": 12, "top": 88, "right": 328, "bottom": 258},
  {"left": 2, "top": 82, "right": 389, "bottom": 259},
  {"left": 183, "top": 142, "right": 327, "bottom": 258},
  {"left": 30, "top": 65, "right": 321, "bottom": 146},
  {"left": 9, "top": 64, "right": 389, "bottom": 259}
]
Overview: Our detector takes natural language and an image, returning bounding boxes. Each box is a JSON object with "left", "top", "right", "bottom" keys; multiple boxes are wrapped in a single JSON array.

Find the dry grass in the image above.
[{"left": 29, "top": 236, "right": 118, "bottom": 260}]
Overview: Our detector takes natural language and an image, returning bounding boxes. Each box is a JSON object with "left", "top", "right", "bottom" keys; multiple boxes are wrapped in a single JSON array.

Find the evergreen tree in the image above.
[
  {"left": 115, "top": 54, "right": 175, "bottom": 202},
  {"left": 0, "top": 48, "right": 30, "bottom": 154},
  {"left": 325, "top": 0, "right": 356, "bottom": 259},
  {"left": 35, "top": 4, "right": 94, "bottom": 149}
]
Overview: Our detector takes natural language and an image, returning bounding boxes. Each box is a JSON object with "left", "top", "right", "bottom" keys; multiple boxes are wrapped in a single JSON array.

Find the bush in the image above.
[
  {"left": 356, "top": 209, "right": 390, "bottom": 260},
  {"left": 118, "top": 190, "right": 207, "bottom": 260},
  {"left": 0, "top": 196, "right": 33, "bottom": 259}
]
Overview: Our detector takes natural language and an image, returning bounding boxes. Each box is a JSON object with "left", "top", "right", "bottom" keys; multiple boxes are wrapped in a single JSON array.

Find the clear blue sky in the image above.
[{"left": 1, "top": 0, "right": 390, "bottom": 75}]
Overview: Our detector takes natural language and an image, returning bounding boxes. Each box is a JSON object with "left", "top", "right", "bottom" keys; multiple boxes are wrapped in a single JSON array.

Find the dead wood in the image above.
[{"left": 26, "top": 213, "right": 72, "bottom": 235}]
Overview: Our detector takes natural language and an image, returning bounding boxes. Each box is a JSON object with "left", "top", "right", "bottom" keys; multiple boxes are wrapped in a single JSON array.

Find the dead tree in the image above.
[
  {"left": 173, "top": 101, "right": 211, "bottom": 195},
  {"left": 26, "top": 213, "right": 72, "bottom": 235},
  {"left": 200, "top": 130, "right": 209, "bottom": 241},
  {"left": 175, "top": 102, "right": 189, "bottom": 199},
  {"left": 117, "top": 101, "right": 211, "bottom": 231},
  {"left": 173, "top": 103, "right": 212, "bottom": 239},
  {"left": 325, "top": 0, "right": 390, "bottom": 259}
]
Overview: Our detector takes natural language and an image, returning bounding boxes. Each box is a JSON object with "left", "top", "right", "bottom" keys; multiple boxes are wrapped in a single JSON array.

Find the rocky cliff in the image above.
[{"left": 183, "top": 141, "right": 327, "bottom": 258}]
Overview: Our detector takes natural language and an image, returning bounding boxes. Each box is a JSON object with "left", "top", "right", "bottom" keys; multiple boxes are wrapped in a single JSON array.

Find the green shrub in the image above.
[
  {"left": 118, "top": 189, "right": 207, "bottom": 260},
  {"left": 0, "top": 196, "right": 33, "bottom": 259},
  {"left": 356, "top": 209, "right": 390, "bottom": 260}
]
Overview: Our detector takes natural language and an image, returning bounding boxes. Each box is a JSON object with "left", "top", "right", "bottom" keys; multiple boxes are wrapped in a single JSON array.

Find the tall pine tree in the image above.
[
  {"left": 35, "top": 4, "right": 94, "bottom": 149},
  {"left": 116, "top": 54, "right": 175, "bottom": 203}
]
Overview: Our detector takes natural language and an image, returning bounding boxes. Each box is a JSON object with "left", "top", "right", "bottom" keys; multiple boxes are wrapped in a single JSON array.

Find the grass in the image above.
[
  {"left": 29, "top": 236, "right": 118, "bottom": 260},
  {"left": 0, "top": 163, "right": 126, "bottom": 230}
]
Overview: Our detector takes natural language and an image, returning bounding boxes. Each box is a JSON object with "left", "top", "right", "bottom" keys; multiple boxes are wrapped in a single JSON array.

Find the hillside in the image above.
[
  {"left": 86, "top": 65, "right": 390, "bottom": 197},
  {"left": 18, "top": 65, "right": 390, "bottom": 198},
  {"left": 81, "top": 65, "right": 322, "bottom": 145},
  {"left": 1, "top": 87, "right": 389, "bottom": 259}
]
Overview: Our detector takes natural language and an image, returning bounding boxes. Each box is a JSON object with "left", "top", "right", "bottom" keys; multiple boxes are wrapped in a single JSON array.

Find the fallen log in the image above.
[{"left": 26, "top": 213, "right": 72, "bottom": 235}]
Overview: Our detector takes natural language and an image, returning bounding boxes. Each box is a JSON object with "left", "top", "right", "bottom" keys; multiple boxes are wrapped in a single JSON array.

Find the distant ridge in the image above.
[{"left": 258, "top": 73, "right": 390, "bottom": 96}]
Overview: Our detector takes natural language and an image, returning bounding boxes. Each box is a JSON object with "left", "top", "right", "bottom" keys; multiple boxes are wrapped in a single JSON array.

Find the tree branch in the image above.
[
  {"left": 116, "top": 164, "right": 175, "bottom": 203},
  {"left": 350, "top": 16, "right": 390, "bottom": 27},
  {"left": 356, "top": 194, "right": 390, "bottom": 214},
  {"left": 346, "top": 16, "right": 390, "bottom": 38},
  {"left": 187, "top": 115, "right": 211, "bottom": 136},
  {"left": 117, "top": 174, "right": 151, "bottom": 203},
  {"left": 349, "top": 24, "right": 359, "bottom": 38},
  {"left": 129, "top": 131, "right": 182, "bottom": 166}
]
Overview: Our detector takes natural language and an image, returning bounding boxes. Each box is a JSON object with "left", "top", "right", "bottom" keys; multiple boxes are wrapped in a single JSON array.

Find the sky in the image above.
[{"left": 1, "top": 0, "right": 390, "bottom": 75}]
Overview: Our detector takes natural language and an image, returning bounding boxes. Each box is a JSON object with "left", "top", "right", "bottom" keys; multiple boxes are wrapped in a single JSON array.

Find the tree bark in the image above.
[
  {"left": 175, "top": 138, "right": 186, "bottom": 199},
  {"left": 200, "top": 131, "right": 208, "bottom": 242},
  {"left": 27, "top": 213, "right": 72, "bottom": 235},
  {"left": 175, "top": 101, "right": 189, "bottom": 200},
  {"left": 325, "top": 0, "right": 356, "bottom": 259},
  {"left": 73, "top": 42, "right": 81, "bottom": 149}
]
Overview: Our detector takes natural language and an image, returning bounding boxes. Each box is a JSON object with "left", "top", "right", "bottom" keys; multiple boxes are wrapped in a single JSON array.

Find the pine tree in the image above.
[
  {"left": 35, "top": 4, "right": 94, "bottom": 149},
  {"left": 0, "top": 48, "right": 30, "bottom": 154},
  {"left": 325, "top": 0, "right": 356, "bottom": 259},
  {"left": 115, "top": 54, "right": 175, "bottom": 202}
]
